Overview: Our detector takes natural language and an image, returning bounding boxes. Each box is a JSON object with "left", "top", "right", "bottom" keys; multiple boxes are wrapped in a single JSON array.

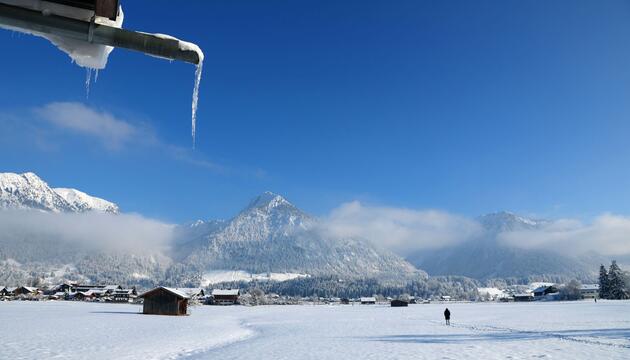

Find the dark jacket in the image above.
[{"left": 444, "top": 309, "right": 451, "bottom": 319}]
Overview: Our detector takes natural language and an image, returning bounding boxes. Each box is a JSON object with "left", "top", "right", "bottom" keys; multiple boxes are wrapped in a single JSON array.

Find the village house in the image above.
[
  {"left": 360, "top": 297, "right": 376, "bottom": 305},
  {"left": 175, "top": 288, "right": 205, "bottom": 300},
  {"left": 13, "top": 286, "right": 40, "bottom": 296},
  {"left": 211, "top": 289, "right": 240, "bottom": 305},
  {"left": 580, "top": 284, "right": 600, "bottom": 299},
  {"left": 533, "top": 285, "right": 559, "bottom": 300},
  {"left": 112, "top": 288, "right": 138, "bottom": 302},
  {"left": 140, "top": 287, "right": 190, "bottom": 316}
]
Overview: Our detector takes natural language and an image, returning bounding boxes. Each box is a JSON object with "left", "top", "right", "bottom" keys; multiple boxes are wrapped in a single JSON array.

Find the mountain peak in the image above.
[
  {"left": 0, "top": 171, "right": 119, "bottom": 214},
  {"left": 478, "top": 211, "right": 545, "bottom": 232},
  {"left": 54, "top": 187, "right": 119, "bottom": 214},
  {"left": 246, "top": 191, "right": 293, "bottom": 210}
]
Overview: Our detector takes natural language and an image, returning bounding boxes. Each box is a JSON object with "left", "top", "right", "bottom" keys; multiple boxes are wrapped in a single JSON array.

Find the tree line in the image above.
[{"left": 599, "top": 260, "right": 629, "bottom": 300}]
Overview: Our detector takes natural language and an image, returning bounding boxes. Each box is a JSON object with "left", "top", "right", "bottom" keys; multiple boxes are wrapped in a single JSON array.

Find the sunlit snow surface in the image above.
[{"left": 2, "top": 301, "right": 630, "bottom": 359}]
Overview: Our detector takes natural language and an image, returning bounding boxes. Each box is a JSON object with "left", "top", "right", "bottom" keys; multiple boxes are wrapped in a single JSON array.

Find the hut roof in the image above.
[{"left": 140, "top": 287, "right": 190, "bottom": 299}]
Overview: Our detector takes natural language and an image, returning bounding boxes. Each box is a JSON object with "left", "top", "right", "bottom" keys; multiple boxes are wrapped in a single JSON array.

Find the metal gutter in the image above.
[{"left": 0, "top": 2, "right": 201, "bottom": 65}]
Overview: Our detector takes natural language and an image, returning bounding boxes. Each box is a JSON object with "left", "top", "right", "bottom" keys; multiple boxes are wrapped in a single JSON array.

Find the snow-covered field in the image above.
[{"left": 1, "top": 300, "right": 629, "bottom": 359}]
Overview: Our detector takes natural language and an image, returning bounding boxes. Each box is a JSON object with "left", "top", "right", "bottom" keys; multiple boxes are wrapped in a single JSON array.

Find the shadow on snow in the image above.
[{"left": 365, "top": 328, "right": 630, "bottom": 348}]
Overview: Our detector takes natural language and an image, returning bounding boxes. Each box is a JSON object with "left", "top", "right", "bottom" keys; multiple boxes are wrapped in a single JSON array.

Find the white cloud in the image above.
[
  {"left": 0, "top": 210, "right": 174, "bottom": 253},
  {"left": 16, "top": 102, "right": 230, "bottom": 173},
  {"left": 321, "top": 201, "right": 482, "bottom": 255},
  {"left": 499, "top": 214, "right": 630, "bottom": 256},
  {"left": 35, "top": 102, "right": 139, "bottom": 150}
]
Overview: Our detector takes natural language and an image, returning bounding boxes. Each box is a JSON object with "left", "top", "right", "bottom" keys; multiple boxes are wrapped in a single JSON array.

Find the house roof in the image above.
[
  {"left": 140, "top": 287, "right": 190, "bottom": 299},
  {"left": 360, "top": 297, "right": 376, "bottom": 302},
  {"left": 212, "top": 289, "right": 239, "bottom": 296},
  {"left": 532, "top": 285, "right": 556, "bottom": 293},
  {"left": 175, "top": 288, "right": 205, "bottom": 296}
]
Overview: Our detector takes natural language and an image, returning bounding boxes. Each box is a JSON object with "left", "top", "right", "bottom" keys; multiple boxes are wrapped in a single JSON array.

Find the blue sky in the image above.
[{"left": 2, "top": 0, "right": 630, "bottom": 222}]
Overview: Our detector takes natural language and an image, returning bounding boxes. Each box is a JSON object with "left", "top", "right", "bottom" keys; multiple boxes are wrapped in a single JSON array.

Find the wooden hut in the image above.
[
  {"left": 391, "top": 299, "right": 409, "bottom": 307},
  {"left": 140, "top": 287, "right": 189, "bottom": 316}
]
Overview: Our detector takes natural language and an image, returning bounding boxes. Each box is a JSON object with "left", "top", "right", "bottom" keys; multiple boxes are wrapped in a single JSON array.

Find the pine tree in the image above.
[
  {"left": 608, "top": 261, "right": 627, "bottom": 300},
  {"left": 599, "top": 264, "right": 610, "bottom": 299}
]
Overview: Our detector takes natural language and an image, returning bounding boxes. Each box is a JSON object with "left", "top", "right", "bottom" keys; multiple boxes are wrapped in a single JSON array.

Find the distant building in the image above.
[
  {"left": 113, "top": 289, "right": 138, "bottom": 303},
  {"left": 580, "top": 284, "right": 600, "bottom": 299},
  {"left": 340, "top": 298, "right": 350, "bottom": 305},
  {"left": 140, "top": 287, "right": 189, "bottom": 316},
  {"left": 513, "top": 293, "right": 534, "bottom": 302},
  {"left": 391, "top": 299, "right": 408, "bottom": 307},
  {"left": 533, "top": 285, "right": 559, "bottom": 299},
  {"left": 360, "top": 297, "right": 376, "bottom": 304},
  {"left": 175, "top": 288, "right": 205, "bottom": 300},
  {"left": 440, "top": 296, "right": 451, "bottom": 302},
  {"left": 211, "top": 289, "right": 240, "bottom": 305},
  {"left": 14, "top": 286, "right": 39, "bottom": 296}
]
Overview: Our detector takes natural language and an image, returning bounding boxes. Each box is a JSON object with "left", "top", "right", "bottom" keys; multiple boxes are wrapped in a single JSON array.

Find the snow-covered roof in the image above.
[
  {"left": 175, "top": 288, "right": 205, "bottom": 296},
  {"left": 532, "top": 285, "right": 555, "bottom": 293},
  {"left": 360, "top": 297, "right": 376, "bottom": 302},
  {"left": 212, "top": 289, "right": 239, "bottom": 296},
  {"left": 103, "top": 285, "right": 122, "bottom": 290},
  {"left": 140, "top": 287, "right": 190, "bottom": 299}
]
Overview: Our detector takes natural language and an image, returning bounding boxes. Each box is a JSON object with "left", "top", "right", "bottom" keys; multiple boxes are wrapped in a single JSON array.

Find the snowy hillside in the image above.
[
  {"left": 53, "top": 188, "right": 119, "bottom": 214},
  {"left": 411, "top": 211, "right": 599, "bottom": 281},
  {"left": 0, "top": 172, "right": 119, "bottom": 213},
  {"left": 175, "top": 191, "right": 421, "bottom": 282}
]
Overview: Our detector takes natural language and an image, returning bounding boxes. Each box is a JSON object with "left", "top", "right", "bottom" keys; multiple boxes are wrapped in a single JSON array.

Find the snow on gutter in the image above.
[{"left": 0, "top": 0, "right": 204, "bottom": 146}]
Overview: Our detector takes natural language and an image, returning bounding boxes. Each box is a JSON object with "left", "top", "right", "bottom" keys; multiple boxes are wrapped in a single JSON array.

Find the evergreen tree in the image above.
[
  {"left": 608, "top": 261, "right": 628, "bottom": 300},
  {"left": 599, "top": 264, "right": 610, "bottom": 299}
]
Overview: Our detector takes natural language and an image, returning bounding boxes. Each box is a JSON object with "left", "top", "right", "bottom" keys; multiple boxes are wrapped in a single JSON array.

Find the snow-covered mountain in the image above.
[
  {"left": 54, "top": 188, "right": 119, "bottom": 214},
  {"left": 174, "top": 191, "right": 421, "bottom": 284},
  {"left": 410, "top": 211, "right": 598, "bottom": 281},
  {"left": 0, "top": 172, "right": 119, "bottom": 214}
]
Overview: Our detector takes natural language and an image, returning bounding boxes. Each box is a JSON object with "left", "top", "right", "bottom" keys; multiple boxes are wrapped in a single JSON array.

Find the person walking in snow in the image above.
[{"left": 444, "top": 308, "right": 451, "bottom": 325}]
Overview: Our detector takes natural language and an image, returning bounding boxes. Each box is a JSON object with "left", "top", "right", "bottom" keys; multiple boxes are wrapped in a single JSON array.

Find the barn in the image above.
[
  {"left": 391, "top": 299, "right": 409, "bottom": 307},
  {"left": 140, "top": 287, "right": 190, "bottom": 316}
]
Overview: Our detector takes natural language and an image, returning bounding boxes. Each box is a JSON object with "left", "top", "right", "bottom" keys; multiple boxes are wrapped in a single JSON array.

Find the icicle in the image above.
[
  {"left": 191, "top": 59, "right": 203, "bottom": 149},
  {"left": 94, "top": 69, "right": 99, "bottom": 83},
  {"left": 85, "top": 68, "right": 92, "bottom": 98}
]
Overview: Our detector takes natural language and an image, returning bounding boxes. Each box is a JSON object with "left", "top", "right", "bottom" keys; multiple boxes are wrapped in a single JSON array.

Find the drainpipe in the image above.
[{"left": 0, "top": 2, "right": 201, "bottom": 65}]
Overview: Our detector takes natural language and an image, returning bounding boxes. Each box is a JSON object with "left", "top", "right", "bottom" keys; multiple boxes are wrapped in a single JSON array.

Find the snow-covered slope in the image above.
[
  {"left": 175, "top": 192, "right": 420, "bottom": 282},
  {"left": 410, "top": 211, "right": 599, "bottom": 281},
  {"left": 0, "top": 172, "right": 119, "bottom": 213},
  {"left": 54, "top": 188, "right": 119, "bottom": 214}
]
